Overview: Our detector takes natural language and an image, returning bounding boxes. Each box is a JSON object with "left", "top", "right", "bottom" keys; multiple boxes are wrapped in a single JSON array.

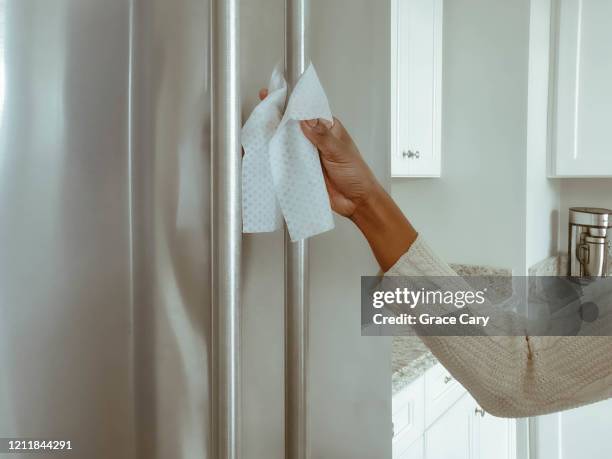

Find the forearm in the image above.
[
  {"left": 350, "top": 184, "right": 418, "bottom": 272},
  {"left": 388, "top": 237, "right": 612, "bottom": 418},
  {"left": 424, "top": 335, "right": 612, "bottom": 418}
]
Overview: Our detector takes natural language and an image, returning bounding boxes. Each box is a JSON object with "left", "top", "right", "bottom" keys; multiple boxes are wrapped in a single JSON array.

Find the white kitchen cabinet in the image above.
[
  {"left": 549, "top": 0, "right": 612, "bottom": 177},
  {"left": 469, "top": 396, "right": 516, "bottom": 459},
  {"left": 393, "top": 376, "right": 426, "bottom": 457},
  {"left": 424, "top": 395, "right": 472, "bottom": 459},
  {"left": 424, "top": 361, "right": 465, "bottom": 428},
  {"left": 392, "top": 364, "right": 517, "bottom": 459},
  {"left": 423, "top": 393, "right": 516, "bottom": 459},
  {"left": 391, "top": 0, "right": 443, "bottom": 177},
  {"left": 396, "top": 438, "right": 425, "bottom": 459}
]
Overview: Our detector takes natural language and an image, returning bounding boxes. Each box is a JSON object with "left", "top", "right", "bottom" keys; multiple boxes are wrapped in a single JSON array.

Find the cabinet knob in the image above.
[
  {"left": 475, "top": 407, "right": 486, "bottom": 418},
  {"left": 402, "top": 150, "right": 421, "bottom": 159},
  {"left": 444, "top": 375, "right": 453, "bottom": 384}
]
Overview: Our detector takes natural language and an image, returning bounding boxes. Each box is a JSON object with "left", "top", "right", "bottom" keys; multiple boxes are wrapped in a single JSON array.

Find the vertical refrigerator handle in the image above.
[
  {"left": 212, "top": 0, "right": 241, "bottom": 458},
  {"left": 285, "top": 1, "right": 310, "bottom": 458}
]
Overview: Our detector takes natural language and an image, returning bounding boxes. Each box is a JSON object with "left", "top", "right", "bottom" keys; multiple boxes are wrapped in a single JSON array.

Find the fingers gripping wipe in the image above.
[{"left": 241, "top": 64, "right": 335, "bottom": 241}]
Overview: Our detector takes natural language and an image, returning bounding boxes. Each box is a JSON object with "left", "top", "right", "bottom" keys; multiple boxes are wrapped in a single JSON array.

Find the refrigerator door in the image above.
[{"left": 0, "top": 0, "right": 212, "bottom": 457}]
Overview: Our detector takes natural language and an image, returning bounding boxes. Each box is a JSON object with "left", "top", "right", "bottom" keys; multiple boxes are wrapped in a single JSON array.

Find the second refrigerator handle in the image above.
[
  {"left": 212, "top": 0, "right": 241, "bottom": 457},
  {"left": 285, "top": 1, "right": 310, "bottom": 458}
]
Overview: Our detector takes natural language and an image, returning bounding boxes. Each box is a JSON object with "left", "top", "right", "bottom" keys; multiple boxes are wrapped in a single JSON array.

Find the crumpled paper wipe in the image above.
[{"left": 241, "top": 64, "right": 335, "bottom": 241}]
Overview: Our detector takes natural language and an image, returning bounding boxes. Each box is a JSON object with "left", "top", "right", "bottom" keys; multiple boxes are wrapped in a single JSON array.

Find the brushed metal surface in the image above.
[
  {"left": 569, "top": 207, "right": 612, "bottom": 228},
  {"left": 211, "top": 0, "right": 242, "bottom": 458},
  {"left": 0, "top": 0, "right": 214, "bottom": 458},
  {"left": 568, "top": 208, "right": 612, "bottom": 277},
  {"left": 0, "top": 0, "right": 134, "bottom": 457},
  {"left": 285, "top": 1, "right": 310, "bottom": 458},
  {"left": 130, "top": 0, "right": 213, "bottom": 457}
]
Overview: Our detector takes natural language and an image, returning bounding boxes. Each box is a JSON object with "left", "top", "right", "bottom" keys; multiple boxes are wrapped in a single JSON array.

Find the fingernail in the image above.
[{"left": 306, "top": 119, "right": 318, "bottom": 128}]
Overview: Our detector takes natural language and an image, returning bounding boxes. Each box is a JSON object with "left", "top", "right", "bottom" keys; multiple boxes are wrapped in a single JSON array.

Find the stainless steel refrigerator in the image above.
[{"left": 0, "top": 0, "right": 390, "bottom": 457}]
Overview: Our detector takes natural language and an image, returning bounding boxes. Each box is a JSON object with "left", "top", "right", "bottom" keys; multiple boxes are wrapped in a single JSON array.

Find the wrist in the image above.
[
  {"left": 350, "top": 184, "right": 418, "bottom": 272},
  {"left": 350, "top": 183, "right": 389, "bottom": 228}
]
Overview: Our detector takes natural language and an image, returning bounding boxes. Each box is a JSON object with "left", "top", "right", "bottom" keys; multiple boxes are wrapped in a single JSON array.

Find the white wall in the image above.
[
  {"left": 526, "top": 0, "right": 561, "bottom": 269},
  {"left": 390, "top": 0, "right": 531, "bottom": 274}
]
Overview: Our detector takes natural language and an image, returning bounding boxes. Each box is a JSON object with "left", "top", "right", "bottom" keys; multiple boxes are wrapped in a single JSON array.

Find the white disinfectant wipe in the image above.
[{"left": 241, "top": 64, "right": 335, "bottom": 241}]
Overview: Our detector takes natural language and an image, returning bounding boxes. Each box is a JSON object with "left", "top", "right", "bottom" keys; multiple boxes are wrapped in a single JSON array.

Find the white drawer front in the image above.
[
  {"left": 394, "top": 437, "right": 424, "bottom": 459},
  {"left": 424, "top": 363, "right": 466, "bottom": 428},
  {"left": 392, "top": 377, "right": 425, "bottom": 449}
]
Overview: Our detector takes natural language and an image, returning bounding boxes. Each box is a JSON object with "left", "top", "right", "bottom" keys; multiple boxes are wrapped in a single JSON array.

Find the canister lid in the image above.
[
  {"left": 569, "top": 207, "right": 612, "bottom": 228},
  {"left": 584, "top": 235, "right": 606, "bottom": 244}
]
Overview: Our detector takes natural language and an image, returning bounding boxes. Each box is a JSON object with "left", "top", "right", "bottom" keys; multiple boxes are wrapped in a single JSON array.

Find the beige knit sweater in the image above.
[{"left": 386, "top": 236, "right": 612, "bottom": 418}]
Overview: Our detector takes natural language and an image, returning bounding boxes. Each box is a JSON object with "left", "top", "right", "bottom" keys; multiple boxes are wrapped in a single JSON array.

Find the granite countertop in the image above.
[
  {"left": 392, "top": 337, "right": 437, "bottom": 394},
  {"left": 391, "top": 263, "right": 513, "bottom": 395}
]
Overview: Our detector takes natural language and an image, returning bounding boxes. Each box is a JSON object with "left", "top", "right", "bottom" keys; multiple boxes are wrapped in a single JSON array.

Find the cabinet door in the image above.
[
  {"left": 424, "top": 395, "right": 472, "bottom": 459},
  {"left": 473, "top": 403, "right": 516, "bottom": 459},
  {"left": 424, "top": 364, "right": 466, "bottom": 428},
  {"left": 551, "top": 0, "right": 612, "bottom": 176},
  {"left": 393, "top": 377, "right": 426, "bottom": 452},
  {"left": 391, "top": 0, "right": 443, "bottom": 177},
  {"left": 395, "top": 438, "right": 425, "bottom": 459}
]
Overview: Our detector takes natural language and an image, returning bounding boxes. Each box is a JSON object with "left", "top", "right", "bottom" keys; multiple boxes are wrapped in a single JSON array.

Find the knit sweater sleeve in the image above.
[{"left": 386, "top": 236, "right": 612, "bottom": 418}]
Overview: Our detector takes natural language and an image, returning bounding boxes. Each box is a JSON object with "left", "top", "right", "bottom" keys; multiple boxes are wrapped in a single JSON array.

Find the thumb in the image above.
[{"left": 299, "top": 119, "right": 341, "bottom": 156}]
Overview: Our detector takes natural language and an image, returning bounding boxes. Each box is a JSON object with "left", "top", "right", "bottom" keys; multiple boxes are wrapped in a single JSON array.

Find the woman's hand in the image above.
[
  {"left": 299, "top": 118, "right": 382, "bottom": 219},
  {"left": 257, "top": 89, "right": 418, "bottom": 271},
  {"left": 258, "top": 88, "right": 380, "bottom": 218}
]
